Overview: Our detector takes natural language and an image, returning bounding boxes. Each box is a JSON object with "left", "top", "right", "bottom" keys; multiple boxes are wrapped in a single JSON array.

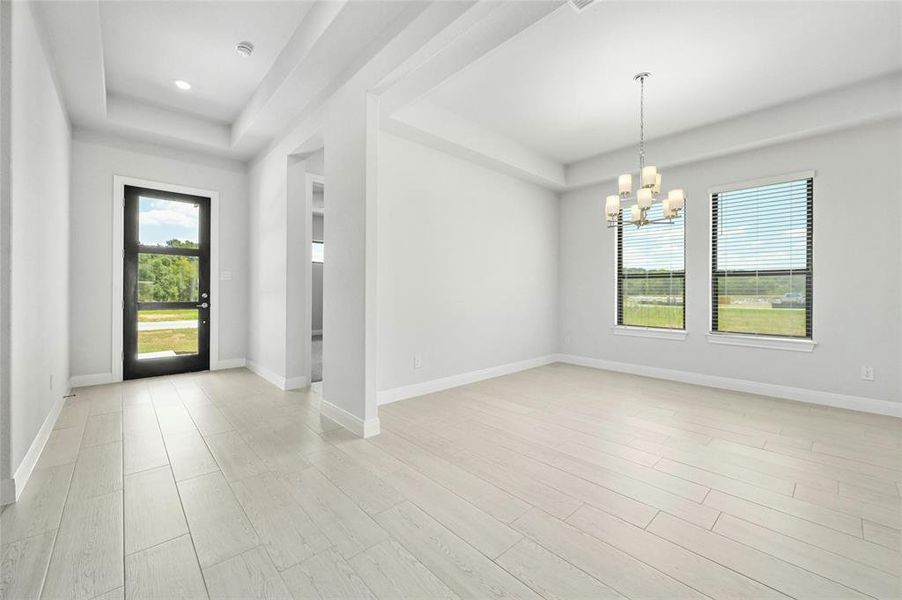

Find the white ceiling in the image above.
[
  {"left": 424, "top": 1, "right": 902, "bottom": 164},
  {"left": 34, "top": 0, "right": 460, "bottom": 160},
  {"left": 100, "top": 1, "right": 311, "bottom": 123},
  {"left": 35, "top": 0, "right": 896, "bottom": 172}
]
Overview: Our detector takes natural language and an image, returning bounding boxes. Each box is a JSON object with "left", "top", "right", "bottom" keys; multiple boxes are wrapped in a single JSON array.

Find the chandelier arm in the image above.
[{"left": 606, "top": 216, "right": 678, "bottom": 230}]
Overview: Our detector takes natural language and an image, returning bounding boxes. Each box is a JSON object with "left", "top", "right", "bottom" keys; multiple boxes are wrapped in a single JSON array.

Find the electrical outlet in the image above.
[
  {"left": 413, "top": 355, "right": 423, "bottom": 369},
  {"left": 860, "top": 366, "right": 875, "bottom": 381},
  {"left": 221, "top": 271, "right": 232, "bottom": 281}
]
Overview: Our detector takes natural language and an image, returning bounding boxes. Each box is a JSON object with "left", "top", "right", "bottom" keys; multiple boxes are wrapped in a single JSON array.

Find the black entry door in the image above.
[{"left": 123, "top": 185, "right": 210, "bottom": 379}]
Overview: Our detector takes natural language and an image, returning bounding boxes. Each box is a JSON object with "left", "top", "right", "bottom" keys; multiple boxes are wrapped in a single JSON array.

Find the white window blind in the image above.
[
  {"left": 711, "top": 178, "right": 813, "bottom": 338},
  {"left": 617, "top": 203, "right": 685, "bottom": 329}
]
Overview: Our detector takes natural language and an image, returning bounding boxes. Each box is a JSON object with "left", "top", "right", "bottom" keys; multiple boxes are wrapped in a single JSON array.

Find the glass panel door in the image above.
[{"left": 124, "top": 186, "right": 210, "bottom": 379}]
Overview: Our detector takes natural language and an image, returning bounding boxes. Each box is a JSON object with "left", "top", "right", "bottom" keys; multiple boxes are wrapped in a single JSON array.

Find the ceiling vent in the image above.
[
  {"left": 235, "top": 41, "right": 255, "bottom": 58},
  {"left": 569, "top": 0, "right": 596, "bottom": 12}
]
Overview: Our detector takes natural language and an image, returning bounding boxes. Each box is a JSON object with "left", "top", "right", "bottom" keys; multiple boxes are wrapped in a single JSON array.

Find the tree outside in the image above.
[{"left": 137, "top": 239, "right": 200, "bottom": 355}]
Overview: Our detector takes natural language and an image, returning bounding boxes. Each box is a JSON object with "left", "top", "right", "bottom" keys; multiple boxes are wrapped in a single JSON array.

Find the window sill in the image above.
[
  {"left": 612, "top": 326, "right": 687, "bottom": 341},
  {"left": 706, "top": 333, "right": 816, "bottom": 352}
]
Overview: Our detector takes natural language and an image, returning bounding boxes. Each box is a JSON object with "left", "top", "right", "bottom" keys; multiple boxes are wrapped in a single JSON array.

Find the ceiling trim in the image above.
[
  {"left": 378, "top": 0, "right": 565, "bottom": 120},
  {"left": 384, "top": 72, "right": 901, "bottom": 194},
  {"left": 386, "top": 101, "right": 565, "bottom": 190},
  {"left": 29, "top": 0, "right": 105, "bottom": 127},
  {"left": 270, "top": 1, "right": 561, "bottom": 162},
  {"left": 105, "top": 94, "right": 232, "bottom": 151},
  {"left": 72, "top": 127, "right": 247, "bottom": 173},
  {"left": 566, "top": 72, "right": 902, "bottom": 190},
  {"left": 231, "top": 0, "right": 348, "bottom": 146}
]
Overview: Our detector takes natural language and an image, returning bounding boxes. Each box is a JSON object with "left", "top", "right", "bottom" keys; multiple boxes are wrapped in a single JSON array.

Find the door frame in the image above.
[
  {"left": 112, "top": 175, "right": 220, "bottom": 382},
  {"left": 123, "top": 186, "right": 210, "bottom": 379},
  {"left": 304, "top": 172, "right": 324, "bottom": 386}
]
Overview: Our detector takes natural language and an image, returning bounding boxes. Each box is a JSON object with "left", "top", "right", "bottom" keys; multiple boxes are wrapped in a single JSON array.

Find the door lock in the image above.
[{"left": 196, "top": 302, "right": 209, "bottom": 308}]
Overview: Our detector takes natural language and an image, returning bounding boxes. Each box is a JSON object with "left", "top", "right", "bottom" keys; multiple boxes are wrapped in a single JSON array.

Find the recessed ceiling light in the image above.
[
  {"left": 174, "top": 79, "right": 191, "bottom": 91},
  {"left": 235, "top": 41, "right": 254, "bottom": 58}
]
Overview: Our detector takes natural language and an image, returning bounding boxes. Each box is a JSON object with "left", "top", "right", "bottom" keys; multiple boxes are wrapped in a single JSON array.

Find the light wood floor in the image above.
[{"left": 2, "top": 364, "right": 900, "bottom": 599}]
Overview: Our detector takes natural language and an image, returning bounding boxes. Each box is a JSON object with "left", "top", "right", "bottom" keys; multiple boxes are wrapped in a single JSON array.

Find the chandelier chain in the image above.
[{"left": 639, "top": 75, "right": 645, "bottom": 171}]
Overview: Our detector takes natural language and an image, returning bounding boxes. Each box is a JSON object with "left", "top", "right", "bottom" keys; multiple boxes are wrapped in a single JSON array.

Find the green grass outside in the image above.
[
  {"left": 138, "top": 329, "right": 198, "bottom": 355},
  {"left": 623, "top": 305, "right": 805, "bottom": 337},
  {"left": 137, "top": 309, "right": 198, "bottom": 355},
  {"left": 137, "top": 309, "right": 198, "bottom": 322},
  {"left": 622, "top": 305, "right": 684, "bottom": 329}
]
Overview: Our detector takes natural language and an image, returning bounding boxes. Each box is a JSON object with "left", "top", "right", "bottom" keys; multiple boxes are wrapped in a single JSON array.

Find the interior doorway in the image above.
[
  {"left": 123, "top": 185, "right": 211, "bottom": 379},
  {"left": 311, "top": 180, "right": 324, "bottom": 383}
]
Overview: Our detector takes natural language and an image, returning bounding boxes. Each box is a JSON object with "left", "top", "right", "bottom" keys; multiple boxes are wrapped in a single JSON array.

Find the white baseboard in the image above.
[
  {"left": 377, "top": 354, "right": 557, "bottom": 406},
  {"left": 284, "top": 375, "right": 308, "bottom": 390},
  {"left": 71, "top": 360, "right": 249, "bottom": 386},
  {"left": 70, "top": 372, "right": 118, "bottom": 388},
  {"left": 553, "top": 354, "right": 902, "bottom": 418},
  {"left": 246, "top": 360, "right": 283, "bottom": 388},
  {"left": 7, "top": 387, "right": 70, "bottom": 504},
  {"left": 246, "top": 360, "right": 308, "bottom": 391},
  {"left": 320, "top": 399, "right": 380, "bottom": 438},
  {"left": 211, "top": 358, "right": 247, "bottom": 370}
]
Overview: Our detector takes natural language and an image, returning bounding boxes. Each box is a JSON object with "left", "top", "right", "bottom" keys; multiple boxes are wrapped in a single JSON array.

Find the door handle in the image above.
[{"left": 196, "top": 302, "right": 209, "bottom": 309}]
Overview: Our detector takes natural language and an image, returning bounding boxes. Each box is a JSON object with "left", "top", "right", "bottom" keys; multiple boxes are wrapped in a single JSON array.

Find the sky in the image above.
[
  {"left": 715, "top": 180, "right": 808, "bottom": 271},
  {"left": 621, "top": 203, "right": 685, "bottom": 271},
  {"left": 620, "top": 179, "right": 808, "bottom": 272},
  {"left": 139, "top": 197, "right": 199, "bottom": 246}
]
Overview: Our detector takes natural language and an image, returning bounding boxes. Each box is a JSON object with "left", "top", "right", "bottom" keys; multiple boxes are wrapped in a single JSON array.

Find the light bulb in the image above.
[
  {"left": 605, "top": 195, "right": 621, "bottom": 219},
  {"left": 667, "top": 189, "right": 685, "bottom": 211},
  {"left": 641, "top": 166, "right": 657, "bottom": 187},
  {"left": 662, "top": 198, "right": 675, "bottom": 218},
  {"left": 618, "top": 174, "right": 632, "bottom": 196}
]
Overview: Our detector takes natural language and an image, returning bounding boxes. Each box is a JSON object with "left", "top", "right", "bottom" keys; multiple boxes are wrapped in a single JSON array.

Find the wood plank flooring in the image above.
[{"left": 1, "top": 363, "right": 900, "bottom": 599}]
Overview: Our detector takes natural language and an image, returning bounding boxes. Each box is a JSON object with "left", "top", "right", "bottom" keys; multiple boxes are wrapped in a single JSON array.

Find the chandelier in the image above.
[{"left": 606, "top": 73, "right": 685, "bottom": 228}]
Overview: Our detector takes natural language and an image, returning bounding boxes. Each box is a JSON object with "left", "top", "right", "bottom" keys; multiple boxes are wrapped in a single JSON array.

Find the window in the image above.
[
  {"left": 617, "top": 203, "right": 685, "bottom": 329},
  {"left": 312, "top": 241, "right": 324, "bottom": 264},
  {"left": 711, "top": 177, "right": 812, "bottom": 338}
]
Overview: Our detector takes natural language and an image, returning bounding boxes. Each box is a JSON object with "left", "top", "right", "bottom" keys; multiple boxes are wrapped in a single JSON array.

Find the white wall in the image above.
[
  {"left": 247, "top": 153, "right": 289, "bottom": 382},
  {"left": 377, "top": 133, "right": 559, "bottom": 393},
  {"left": 0, "top": 0, "right": 10, "bottom": 496},
  {"left": 247, "top": 152, "right": 315, "bottom": 389},
  {"left": 69, "top": 132, "right": 249, "bottom": 380},
  {"left": 307, "top": 150, "right": 324, "bottom": 177},
  {"left": 321, "top": 88, "right": 376, "bottom": 425},
  {"left": 560, "top": 119, "right": 902, "bottom": 405},
  {"left": 6, "top": 2, "right": 71, "bottom": 487},
  {"left": 284, "top": 156, "right": 310, "bottom": 387}
]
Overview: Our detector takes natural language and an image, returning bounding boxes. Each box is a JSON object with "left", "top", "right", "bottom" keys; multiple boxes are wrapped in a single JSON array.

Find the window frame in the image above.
[
  {"left": 709, "top": 172, "right": 814, "bottom": 341},
  {"left": 615, "top": 204, "right": 687, "bottom": 332}
]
